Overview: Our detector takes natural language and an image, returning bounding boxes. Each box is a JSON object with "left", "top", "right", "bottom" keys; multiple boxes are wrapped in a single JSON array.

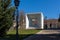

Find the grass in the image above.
[
  {"left": 7, "top": 29, "right": 40, "bottom": 34},
  {"left": 0, "top": 29, "right": 41, "bottom": 40}
]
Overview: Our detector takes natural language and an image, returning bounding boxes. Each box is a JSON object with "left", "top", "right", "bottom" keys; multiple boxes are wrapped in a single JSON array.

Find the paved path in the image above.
[{"left": 24, "top": 30, "right": 60, "bottom": 40}]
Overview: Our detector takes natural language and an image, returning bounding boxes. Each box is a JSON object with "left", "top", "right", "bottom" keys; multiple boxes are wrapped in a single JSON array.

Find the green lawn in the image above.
[
  {"left": 0, "top": 29, "right": 41, "bottom": 40},
  {"left": 7, "top": 29, "right": 41, "bottom": 34}
]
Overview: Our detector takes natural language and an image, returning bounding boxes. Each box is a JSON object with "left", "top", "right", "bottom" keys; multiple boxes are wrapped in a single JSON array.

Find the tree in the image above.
[
  {"left": 20, "top": 11, "right": 25, "bottom": 29},
  {"left": 44, "top": 16, "right": 47, "bottom": 20},
  {"left": 0, "top": 0, "right": 15, "bottom": 37},
  {"left": 58, "top": 14, "right": 60, "bottom": 22}
]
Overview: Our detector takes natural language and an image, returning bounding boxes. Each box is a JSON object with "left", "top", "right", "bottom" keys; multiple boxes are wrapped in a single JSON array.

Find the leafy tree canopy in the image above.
[{"left": 0, "top": 0, "right": 15, "bottom": 37}]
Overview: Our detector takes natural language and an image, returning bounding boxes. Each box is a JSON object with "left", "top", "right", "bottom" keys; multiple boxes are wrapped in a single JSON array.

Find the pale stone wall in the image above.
[{"left": 26, "top": 12, "right": 44, "bottom": 29}]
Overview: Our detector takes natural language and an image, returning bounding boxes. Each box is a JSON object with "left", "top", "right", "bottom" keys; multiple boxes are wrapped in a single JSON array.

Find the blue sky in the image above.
[{"left": 12, "top": 0, "right": 60, "bottom": 19}]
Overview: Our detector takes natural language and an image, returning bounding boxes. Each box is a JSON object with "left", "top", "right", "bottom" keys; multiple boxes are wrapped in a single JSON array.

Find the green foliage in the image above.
[{"left": 0, "top": 0, "right": 15, "bottom": 37}]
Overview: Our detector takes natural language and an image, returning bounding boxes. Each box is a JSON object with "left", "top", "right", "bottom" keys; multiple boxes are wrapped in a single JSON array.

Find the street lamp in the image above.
[{"left": 14, "top": 0, "right": 20, "bottom": 40}]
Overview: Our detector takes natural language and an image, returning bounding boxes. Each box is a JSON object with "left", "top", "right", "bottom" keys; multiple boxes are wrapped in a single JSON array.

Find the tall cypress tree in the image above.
[
  {"left": 0, "top": 0, "right": 15, "bottom": 36},
  {"left": 58, "top": 14, "right": 60, "bottom": 22}
]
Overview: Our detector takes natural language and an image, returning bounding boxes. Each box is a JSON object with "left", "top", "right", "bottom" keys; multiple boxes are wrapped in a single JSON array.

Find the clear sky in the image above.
[{"left": 12, "top": 0, "right": 60, "bottom": 19}]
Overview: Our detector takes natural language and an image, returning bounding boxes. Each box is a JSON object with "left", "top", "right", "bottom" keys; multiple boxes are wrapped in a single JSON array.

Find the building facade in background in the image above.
[
  {"left": 13, "top": 12, "right": 60, "bottom": 30},
  {"left": 44, "top": 19, "right": 60, "bottom": 29}
]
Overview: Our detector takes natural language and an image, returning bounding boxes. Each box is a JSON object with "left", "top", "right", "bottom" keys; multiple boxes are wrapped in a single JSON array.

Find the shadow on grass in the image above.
[
  {"left": 0, "top": 34, "right": 60, "bottom": 40},
  {"left": 0, "top": 34, "right": 34, "bottom": 40},
  {"left": 0, "top": 29, "right": 60, "bottom": 40}
]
